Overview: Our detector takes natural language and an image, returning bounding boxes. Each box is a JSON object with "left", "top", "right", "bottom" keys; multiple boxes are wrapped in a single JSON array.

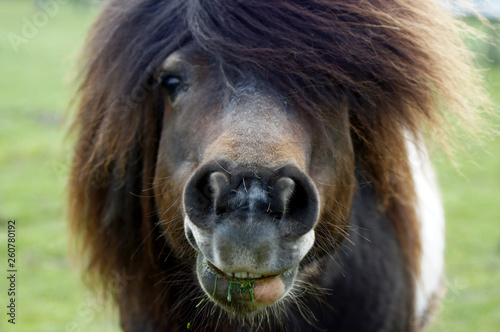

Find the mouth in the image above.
[
  {"left": 195, "top": 254, "right": 298, "bottom": 314},
  {"left": 207, "top": 260, "right": 279, "bottom": 284}
]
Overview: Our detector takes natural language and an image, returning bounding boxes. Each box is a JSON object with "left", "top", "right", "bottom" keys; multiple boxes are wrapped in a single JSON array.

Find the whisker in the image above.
[{"left": 130, "top": 222, "right": 162, "bottom": 260}]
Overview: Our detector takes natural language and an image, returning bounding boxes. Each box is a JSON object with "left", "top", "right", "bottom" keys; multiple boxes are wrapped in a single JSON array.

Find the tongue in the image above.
[{"left": 252, "top": 277, "right": 286, "bottom": 304}]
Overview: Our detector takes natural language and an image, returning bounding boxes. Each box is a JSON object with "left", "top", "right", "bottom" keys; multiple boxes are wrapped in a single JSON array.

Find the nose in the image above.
[{"left": 183, "top": 160, "right": 320, "bottom": 238}]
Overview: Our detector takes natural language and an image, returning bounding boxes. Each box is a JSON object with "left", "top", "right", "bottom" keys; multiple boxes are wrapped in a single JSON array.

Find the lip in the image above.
[{"left": 195, "top": 253, "right": 298, "bottom": 312}]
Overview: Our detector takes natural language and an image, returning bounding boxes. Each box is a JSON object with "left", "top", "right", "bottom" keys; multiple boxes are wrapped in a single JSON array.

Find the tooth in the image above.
[{"left": 226, "top": 271, "right": 265, "bottom": 279}]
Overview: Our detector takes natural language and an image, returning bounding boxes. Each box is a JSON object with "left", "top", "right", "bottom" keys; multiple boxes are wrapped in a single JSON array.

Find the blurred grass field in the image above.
[{"left": 0, "top": 1, "right": 499, "bottom": 331}]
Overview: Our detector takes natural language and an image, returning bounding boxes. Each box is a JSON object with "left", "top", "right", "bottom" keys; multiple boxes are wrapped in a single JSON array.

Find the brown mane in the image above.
[{"left": 69, "top": 0, "right": 488, "bottom": 327}]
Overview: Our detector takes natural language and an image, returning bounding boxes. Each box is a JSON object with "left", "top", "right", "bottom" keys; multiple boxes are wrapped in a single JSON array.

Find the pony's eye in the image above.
[{"left": 159, "top": 75, "right": 188, "bottom": 98}]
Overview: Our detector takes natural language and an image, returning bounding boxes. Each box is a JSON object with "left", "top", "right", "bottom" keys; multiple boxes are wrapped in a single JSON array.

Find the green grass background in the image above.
[{"left": 0, "top": 1, "right": 498, "bottom": 331}]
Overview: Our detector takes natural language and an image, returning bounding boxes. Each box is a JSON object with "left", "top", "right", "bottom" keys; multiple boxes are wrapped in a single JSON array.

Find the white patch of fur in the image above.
[
  {"left": 289, "top": 228, "right": 316, "bottom": 259},
  {"left": 185, "top": 215, "right": 213, "bottom": 256},
  {"left": 406, "top": 136, "right": 445, "bottom": 321}
]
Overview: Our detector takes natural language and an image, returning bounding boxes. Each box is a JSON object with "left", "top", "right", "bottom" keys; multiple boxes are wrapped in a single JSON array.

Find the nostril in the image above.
[
  {"left": 184, "top": 161, "right": 319, "bottom": 235},
  {"left": 184, "top": 169, "right": 219, "bottom": 226},
  {"left": 275, "top": 169, "right": 320, "bottom": 237},
  {"left": 184, "top": 166, "right": 234, "bottom": 226},
  {"left": 273, "top": 177, "right": 295, "bottom": 218},
  {"left": 285, "top": 179, "right": 311, "bottom": 221},
  {"left": 209, "top": 172, "right": 230, "bottom": 215}
]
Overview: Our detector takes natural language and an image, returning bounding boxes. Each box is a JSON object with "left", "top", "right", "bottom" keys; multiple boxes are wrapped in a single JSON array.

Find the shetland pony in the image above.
[{"left": 70, "top": 0, "right": 486, "bottom": 331}]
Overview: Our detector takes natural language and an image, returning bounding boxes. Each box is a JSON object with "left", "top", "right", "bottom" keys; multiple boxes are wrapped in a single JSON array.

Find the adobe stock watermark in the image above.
[
  {"left": 7, "top": 0, "right": 70, "bottom": 53},
  {"left": 65, "top": 269, "right": 135, "bottom": 332},
  {"left": 441, "top": 277, "right": 467, "bottom": 305}
]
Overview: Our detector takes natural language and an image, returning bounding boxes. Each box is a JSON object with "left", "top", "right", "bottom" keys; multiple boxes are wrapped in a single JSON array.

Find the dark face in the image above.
[{"left": 154, "top": 45, "right": 354, "bottom": 316}]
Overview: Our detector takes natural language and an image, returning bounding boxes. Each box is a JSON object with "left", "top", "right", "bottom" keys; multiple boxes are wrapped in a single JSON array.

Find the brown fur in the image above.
[{"left": 69, "top": 0, "right": 488, "bottom": 329}]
